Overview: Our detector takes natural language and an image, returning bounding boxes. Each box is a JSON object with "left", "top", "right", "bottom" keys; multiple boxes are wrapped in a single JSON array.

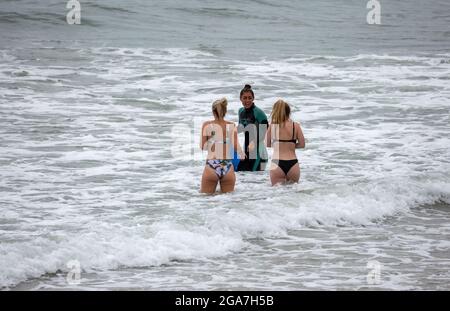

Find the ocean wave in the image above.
[
  {"left": 0, "top": 11, "right": 64, "bottom": 25},
  {"left": 85, "top": 2, "right": 136, "bottom": 14},
  {"left": 1, "top": 174, "right": 449, "bottom": 288}
]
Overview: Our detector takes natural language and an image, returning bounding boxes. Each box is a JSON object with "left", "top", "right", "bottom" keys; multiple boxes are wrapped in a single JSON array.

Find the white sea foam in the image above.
[
  {"left": 0, "top": 172, "right": 449, "bottom": 288},
  {"left": 1, "top": 47, "right": 450, "bottom": 289}
]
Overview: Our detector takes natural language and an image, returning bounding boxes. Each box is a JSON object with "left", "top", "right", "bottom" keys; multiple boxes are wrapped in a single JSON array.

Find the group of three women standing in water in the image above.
[{"left": 200, "top": 84, "right": 305, "bottom": 194}]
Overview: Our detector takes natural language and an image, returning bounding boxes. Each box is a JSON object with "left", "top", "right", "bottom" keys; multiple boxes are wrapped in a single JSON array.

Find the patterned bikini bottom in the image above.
[{"left": 206, "top": 159, "right": 233, "bottom": 179}]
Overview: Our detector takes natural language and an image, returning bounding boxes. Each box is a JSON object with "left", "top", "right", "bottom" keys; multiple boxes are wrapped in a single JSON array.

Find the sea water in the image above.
[{"left": 0, "top": 0, "right": 449, "bottom": 290}]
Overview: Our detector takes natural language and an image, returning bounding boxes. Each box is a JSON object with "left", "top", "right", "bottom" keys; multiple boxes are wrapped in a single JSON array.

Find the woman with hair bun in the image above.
[
  {"left": 236, "top": 84, "right": 269, "bottom": 171},
  {"left": 200, "top": 98, "right": 245, "bottom": 193},
  {"left": 266, "top": 99, "right": 305, "bottom": 185}
]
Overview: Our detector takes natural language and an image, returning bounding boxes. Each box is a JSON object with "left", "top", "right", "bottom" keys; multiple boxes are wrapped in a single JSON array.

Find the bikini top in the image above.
[{"left": 272, "top": 122, "right": 296, "bottom": 144}]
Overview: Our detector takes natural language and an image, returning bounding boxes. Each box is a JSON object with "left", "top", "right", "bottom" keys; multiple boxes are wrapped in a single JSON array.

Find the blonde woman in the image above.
[
  {"left": 266, "top": 100, "right": 305, "bottom": 185},
  {"left": 200, "top": 98, "right": 245, "bottom": 194}
]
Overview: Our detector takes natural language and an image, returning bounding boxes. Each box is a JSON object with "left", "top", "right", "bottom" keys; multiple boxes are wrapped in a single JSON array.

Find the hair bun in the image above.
[{"left": 244, "top": 84, "right": 252, "bottom": 89}]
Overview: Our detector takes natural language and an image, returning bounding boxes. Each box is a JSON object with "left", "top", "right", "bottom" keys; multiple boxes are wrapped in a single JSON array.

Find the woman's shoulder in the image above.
[
  {"left": 292, "top": 120, "right": 303, "bottom": 132},
  {"left": 253, "top": 105, "right": 268, "bottom": 120},
  {"left": 202, "top": 120, "right": 214, "bottom": 125}
]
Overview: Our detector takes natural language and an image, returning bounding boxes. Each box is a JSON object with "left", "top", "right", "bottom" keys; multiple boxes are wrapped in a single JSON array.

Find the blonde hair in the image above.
[
  {"left": 270, "top": 99, "right": 291, "bottom": 125},
  {"left": 212, "top": 97, "right": 227, "bottom": 119}
]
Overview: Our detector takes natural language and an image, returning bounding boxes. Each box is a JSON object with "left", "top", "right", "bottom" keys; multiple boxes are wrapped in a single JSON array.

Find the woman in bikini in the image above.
[
  {"left": 266, "top": 99, "right": 306, "bottom": 186},
  {"left": 200, "top": 98, "right": 245, "bottom": 194}
]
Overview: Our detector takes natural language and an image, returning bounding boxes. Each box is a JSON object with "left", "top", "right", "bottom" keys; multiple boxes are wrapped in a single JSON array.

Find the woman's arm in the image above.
[
  {"left": 265, "top": 123, "right": 272, "bottom": 148},
  {"left": 295, "top": 122, "right": 305, "bottom": 149},
  {"left": 200, "top": 122, "right": 209, "bottom": 150},
  {"left": 232, "top": 123, "right": 246, "bottom": 159}
]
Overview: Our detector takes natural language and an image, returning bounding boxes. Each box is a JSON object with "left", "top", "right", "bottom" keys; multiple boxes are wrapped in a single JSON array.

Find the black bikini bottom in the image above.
[{"left": 272, "top": 159, "right": 298, "bottom": 175}]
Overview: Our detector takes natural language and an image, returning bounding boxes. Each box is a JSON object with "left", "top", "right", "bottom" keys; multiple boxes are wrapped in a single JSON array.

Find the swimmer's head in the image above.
[
  {"left": 240, "top": 84, "right": 254, "bottom": 109},
  {"left": 270, "top": 99, "right": 291, "bottom": 125},
  {"left": 212, "top": 97, "right": 228, "bottom": 120}
]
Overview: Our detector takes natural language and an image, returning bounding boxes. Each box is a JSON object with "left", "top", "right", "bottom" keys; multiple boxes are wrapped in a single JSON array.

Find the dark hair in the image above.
[{"left": 240, "top": 84, "right": 254, "bottom": 98}]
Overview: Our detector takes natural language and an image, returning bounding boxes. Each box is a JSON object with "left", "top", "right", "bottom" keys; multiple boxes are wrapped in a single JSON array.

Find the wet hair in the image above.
[
  {"left": 212, "top": 97, "right": 228, "bottom": 119},
  {"left": 240, "top": 84, "right": 254, "bottom": 98},
  {"left": 270, "top": 99, "right": 291, "bottom": 125}
]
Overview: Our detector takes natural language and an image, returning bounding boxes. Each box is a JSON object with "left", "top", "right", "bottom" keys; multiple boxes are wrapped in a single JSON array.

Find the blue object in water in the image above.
[{"left": 232, "top": 150, "right": 240, "bottom": 171}]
